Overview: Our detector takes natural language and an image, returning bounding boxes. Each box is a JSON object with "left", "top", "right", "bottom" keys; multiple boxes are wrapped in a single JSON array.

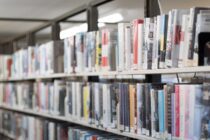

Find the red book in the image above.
[
  {"left": 92, "top": 135, "right": 98, "bottom": 140},
  {"left": 101, "top": 29, "right": 109, "bottom": 67},
  {"left": 7, "top": 58, "right": 12, "bottom": 78},
  {"left": 175, "top": 85, "right": 180, "bottom": 137},
  {"left": 132, "top": 19, "right": 143, "bottom": 67}
]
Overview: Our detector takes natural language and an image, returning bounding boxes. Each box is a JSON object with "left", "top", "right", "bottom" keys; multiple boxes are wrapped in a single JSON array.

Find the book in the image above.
[
  {"left": 171, "top": 9, "right": 189, "bottom": 68},
  {"left": 118, "top": 23, "right": 130, "bottom": 71},
  {"left": 186, "top": 7, "right": 210, "bottom": 66},
  {"left": 132, "top": 19, "right": 144, "bottom": 70},
  {"left": 179, "top": 14, "right": 190, "bottom": 68},
  {"left": 129, "top": 84, "right": 136, "bottom": 133},
  {"left": 64, "top": 36, "right": 75, "bottom": 73},
  {"left": 158, "top": 90, "right": 165, "bottom": 138},
  {"left": 165, "top": 10, "right": 175, "bottom": 68},
  {"left": 101, "top": 28, "right": 117, "bottom": 71},
  {"left": 159, "top": 15, "right": 168, "bottom": 69}
]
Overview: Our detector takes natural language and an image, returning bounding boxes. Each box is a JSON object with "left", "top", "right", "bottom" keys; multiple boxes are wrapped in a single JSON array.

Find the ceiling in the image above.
[
  {"left": 1, "top": 0, "right": 210, "bottom": 45},
  {"left": 159, "top": 0, "right": 210, "bottom": 14},
  {"left": 0, "top": 0, "right": 145, "bottom": 45}
]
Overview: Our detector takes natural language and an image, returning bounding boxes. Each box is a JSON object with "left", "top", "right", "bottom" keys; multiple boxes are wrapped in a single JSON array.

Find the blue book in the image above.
[{"left": 158, "top": 90, "right": 165, "bottom": 134}]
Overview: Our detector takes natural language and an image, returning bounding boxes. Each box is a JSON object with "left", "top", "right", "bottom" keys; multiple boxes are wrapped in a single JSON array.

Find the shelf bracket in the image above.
[
  {"left": 26, "top": 33, "right": 35, "bottom": 46},
  {"left": 51, "top": 22, "right": 61, "bottom": 41},
  {"left": 144, "top": 0, "right": 161, "bottom": 17},
  {"left": 87, "top": 5, "right": 98, "bottom": 31}
]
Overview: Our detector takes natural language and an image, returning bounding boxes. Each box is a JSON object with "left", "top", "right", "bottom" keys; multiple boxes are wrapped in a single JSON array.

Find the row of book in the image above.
[
  {"left": 1, "top": 7, "right": 210, "bottom": 79},
  {"left": 0, "top": 81, "right": 209, "bottom": 139},
  {"left": 0, "top": 111, "right": 127, "bottom": 140},
  {"left": 119, "top": 7, "right": 210, "bottom": 70}
]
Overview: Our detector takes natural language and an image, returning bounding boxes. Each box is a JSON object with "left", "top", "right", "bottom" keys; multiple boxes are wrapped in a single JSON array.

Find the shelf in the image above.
[
  {"left": 0, "top": 130, "right": 15, "bottom": 139},
  {"left": 1, "top": 66, "right": 210, "bottom": 82},
  {"left": 0, "top": 105, "right": 155, "bottom": 140}
]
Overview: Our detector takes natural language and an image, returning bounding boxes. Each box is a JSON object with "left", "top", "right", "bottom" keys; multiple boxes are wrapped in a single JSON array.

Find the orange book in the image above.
[{"left": 129, "top": 84, "right": 137, "bottom": 133}]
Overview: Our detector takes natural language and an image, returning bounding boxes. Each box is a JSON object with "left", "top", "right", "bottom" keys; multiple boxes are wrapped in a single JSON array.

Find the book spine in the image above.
[
  {"left": 124, "top": 84, "right": 130, "bottom": 132},
  {"left": 165, "top": 11, "right": 174, "bottom": 68},
  {"left": 175, "top": 85, "right": 180, "bottom": 138},
  {"left": 184, "top": 85, "right": 190, "bottom": 139},
  {"left": 129, "top": 84, "right": 136, "bottom": 133},
  {"left": 150, "top": 89, "right": 155, "bottom": 137},
  {"left": 132, "top": 19, "right": 144, "bottom": 70},
  {"left": 95, "top": 31, "right": 102, "bottom": 71},
  {"left": 118, "top": 23, "right": 126, "bottom": 71},
  {"left": 125, "top": 26, "right": 132, "bottom": 70},
  {"left": 171, "top": 10, "right": 188, "bottom": 68},
  {"left": 179, "top": 15, "right": 189, "bottom": 68},
  {"left": 145, "top": 84, "right": 151, "bottom": 136},
  {"left": 152, "top": 16, "right": 159, "bottom": 70},
  {"left": 137, "top": 23, "right": 144, "bottom": 70},
  {"left": 101, "top": 30, "right": 109, "bottom": 71},
  {"left": 158, "top": 90, "right": 165, "bottom": 139},
  {"left": 136, "top": 84, "right": 142, "bottom": 134},
  {"left": 179, "top": 85, "right": 185, "bottom": 139}
]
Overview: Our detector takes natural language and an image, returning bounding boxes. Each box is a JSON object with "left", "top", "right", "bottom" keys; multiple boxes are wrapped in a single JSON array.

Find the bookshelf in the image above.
[
  {"left": 0, "top": 66, "right": 210, "bottom": 82},
  {"left": 1, "top": 0, "right": 210, "bottom": 140},
  {"left": 0, "top": 105, "right": 156, "bottom": 140},
  {"left": 0, "top": 130, "right": 15, "bottom": 140}
]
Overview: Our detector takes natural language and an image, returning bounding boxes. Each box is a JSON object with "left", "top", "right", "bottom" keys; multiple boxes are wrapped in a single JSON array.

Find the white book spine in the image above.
[
  {"left": 152, "top": 16, "right": 160, "bottom": 70},
  {"left": 118, "top": 23, "right": 128, "bottom": 71},
  {"left": 179, "top": 15, "right": 189, "bottom": 68},
  {"left": 76, "top": 82, "right": 81, "bottom": 120},
  {"left": 143, "top": 18, "right": 149, "bottom": 70},
  {"left": 150, "top": 89, "right": 156, "bottom": 137},
  {"left": 125, "top": 26, "right": 131, "bottom": 70},
  {"left": 165, "top": 11, "right": 173, "bottom": 68},
  {"left": 102, "top": 84, "right": 108, "bottom": 128},
  {"left": 138, "top": 23, "right": 144, "bottom": 70},
  {"left": 179, "top": 85, "right": 185, "bottom": 140}
]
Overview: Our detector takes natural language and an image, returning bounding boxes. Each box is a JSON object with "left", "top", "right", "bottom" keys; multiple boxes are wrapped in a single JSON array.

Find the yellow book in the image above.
[
  {"left": 83, "top": 85, "right": 90, "bottom": 122},
  {"left": 95, "top": 31, "right": 102, "bottom": 71}
]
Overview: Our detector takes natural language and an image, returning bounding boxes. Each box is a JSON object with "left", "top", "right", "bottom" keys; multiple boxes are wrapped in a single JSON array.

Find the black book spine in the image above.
[
  {"left": 119, "top": 83, "right": 124, "bottom": 130},
  {"left": 68, "top": 83, "right": 73, "bottom": 115},
  {"left": 125, "top": 84, "right": 130, "bottom": 132},
  {"left": 141, "top": 84, "right": 146, "bottom": 132},
  {"left": 145, "top": 84, "right": 151, "bottom": 136},
  {"left": 167, "top": 84, "right": 174, "bottom": 134},
  {"left": 59, "top": 86, "right": 66, "bottom": 116},
  {"left": 154, "top": 90, "right": 159, "bottom": 133}
]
